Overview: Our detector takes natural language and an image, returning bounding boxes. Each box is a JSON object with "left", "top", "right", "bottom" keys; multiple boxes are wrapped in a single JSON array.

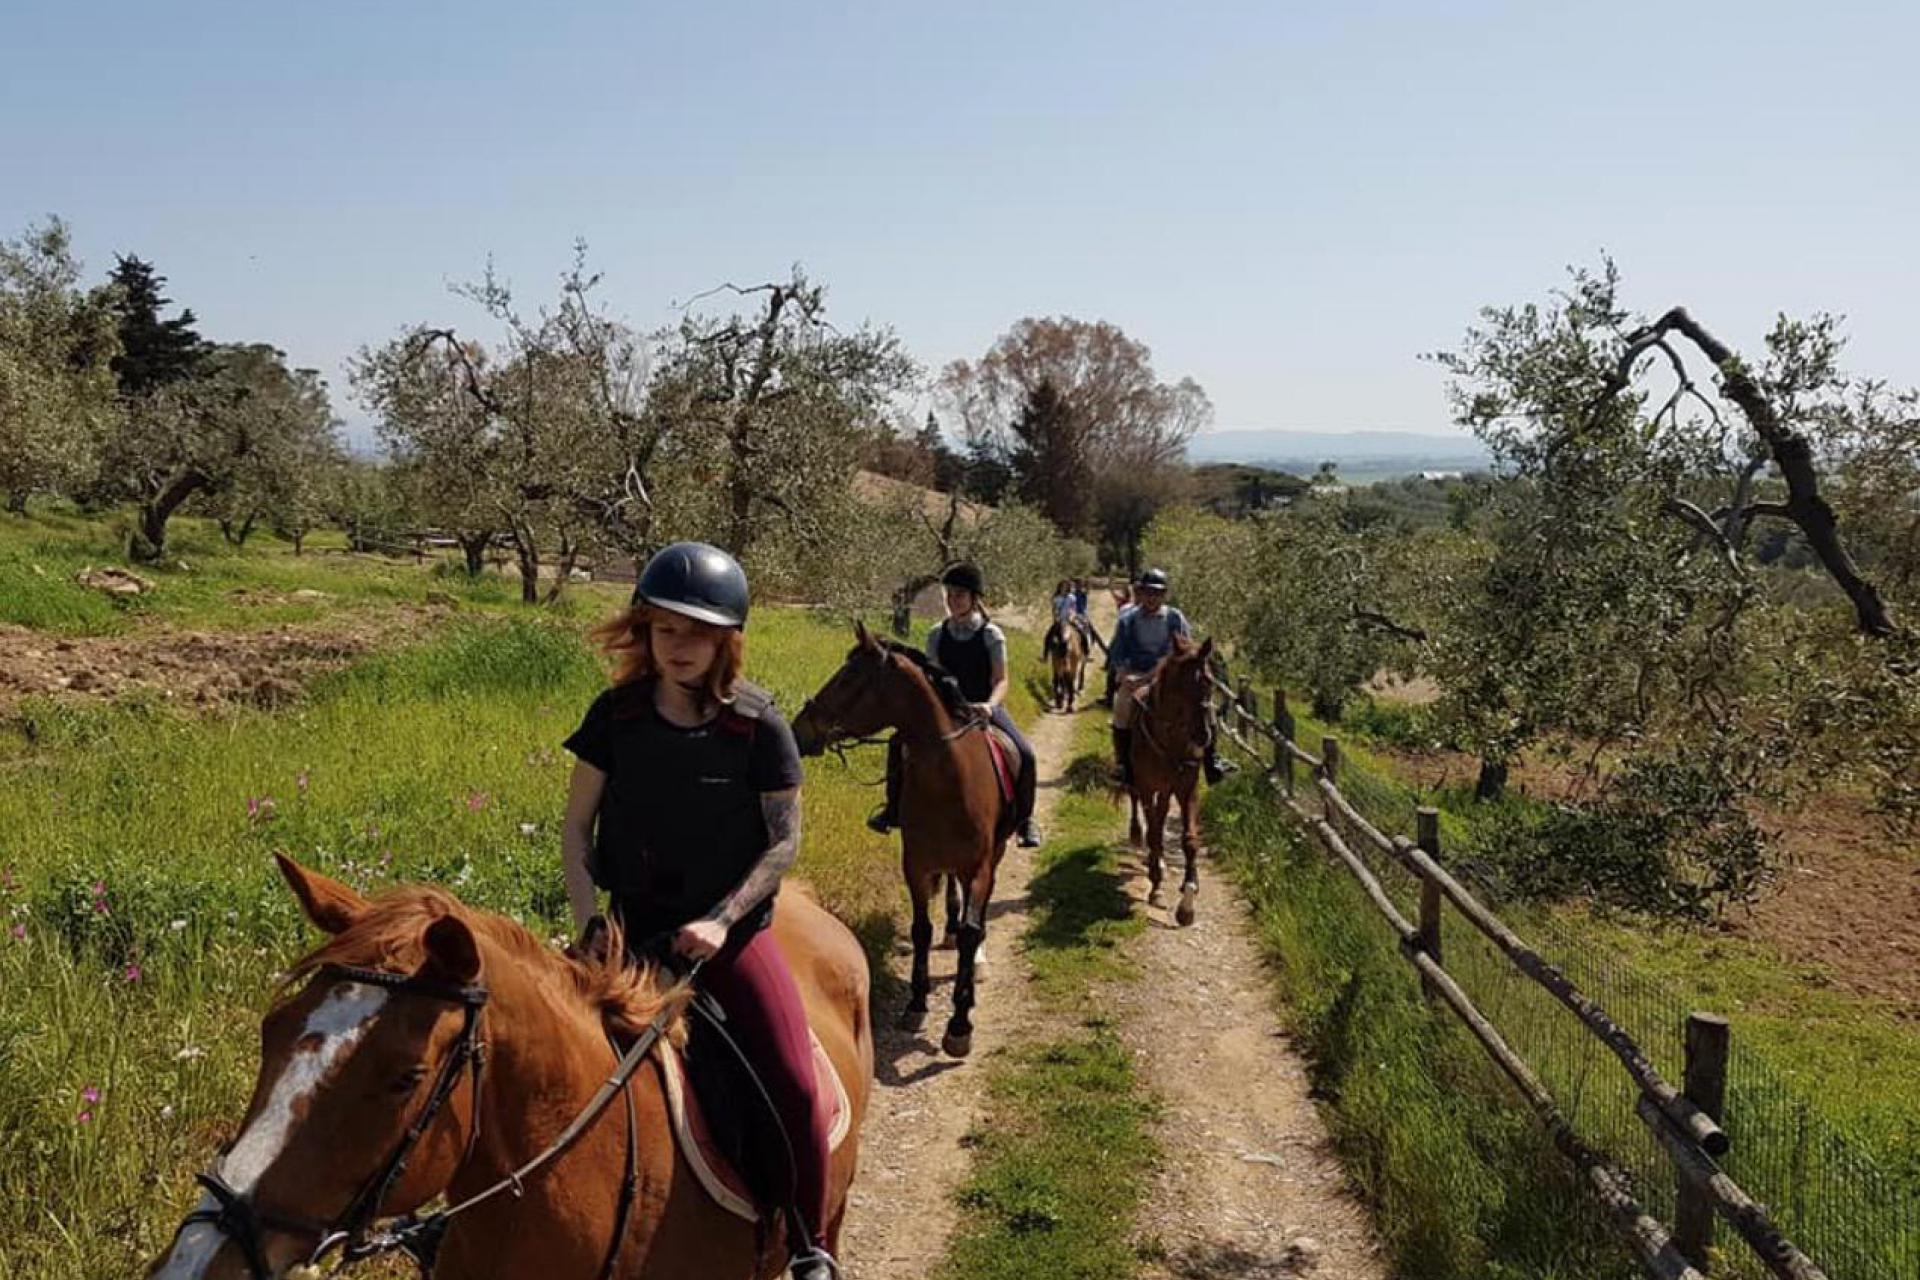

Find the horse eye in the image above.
[{"left": 392, "top": 1065, "right": 428, "bottom": 1094}]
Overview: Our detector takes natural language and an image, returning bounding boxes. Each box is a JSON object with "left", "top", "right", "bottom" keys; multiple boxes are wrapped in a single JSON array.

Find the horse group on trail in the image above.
[{"left": 145, "top": 549, "right": 1231, "bottom": 1280}]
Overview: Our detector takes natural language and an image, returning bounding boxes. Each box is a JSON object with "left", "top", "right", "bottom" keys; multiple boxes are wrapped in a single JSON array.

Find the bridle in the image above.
[
  {"left": 796, "top": 649, "right": 988, "bottom": 764},
  {"left": 173, "top": 957, "right": 688, "bottom": 1278},
  {"left": 1132, "top": 663, "right": 1210, "bottom": 769}
]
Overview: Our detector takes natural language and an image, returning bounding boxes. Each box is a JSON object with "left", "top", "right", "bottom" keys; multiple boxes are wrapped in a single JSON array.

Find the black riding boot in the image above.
[
  {"left": 1110, "top": 726, "right": 1133, "bottom": 787},
  {"left": 1203, "top": 738, "right": 1236, "bottom": 785},
  {"left": 866, "top": 736, "right": 903, "bottom": 834},
  {"left": 1015, "top": 755, "right": 1040, "bottom": 848}
]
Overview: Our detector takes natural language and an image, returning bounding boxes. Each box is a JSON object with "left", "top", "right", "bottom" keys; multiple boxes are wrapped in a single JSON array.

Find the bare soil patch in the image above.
[{"left": 0, "top": 600, "right": 452, "bottom": 713}]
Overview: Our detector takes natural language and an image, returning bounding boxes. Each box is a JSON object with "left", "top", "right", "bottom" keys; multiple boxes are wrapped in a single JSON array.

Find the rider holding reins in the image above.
[
  {"left": 560, "top": 542, "right": 839, "bottom": 1280},
  {"left": 1106, "top": 567, "right": 1232, "bottom": 789},
  {"left": 867, "top": 562, "right": 1042, "bottom": 848}
]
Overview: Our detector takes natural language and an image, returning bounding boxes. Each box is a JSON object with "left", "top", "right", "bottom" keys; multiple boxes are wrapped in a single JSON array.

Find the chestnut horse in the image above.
[
  {"left": 146, "top": 854, "right": 872, "bottom": 1280},
  {"left": 1126, "top": 634, "right": 1214, "bottom": 927},
  {"left": 1044, "top": 623, "right": 1086, "bottom": 712},
  {"left": 791, "top": 622, "right": 1012, "bottom": 1059}
]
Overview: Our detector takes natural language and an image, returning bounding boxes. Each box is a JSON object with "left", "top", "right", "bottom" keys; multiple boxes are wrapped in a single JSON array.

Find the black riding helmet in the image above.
[
  {"left": 633, "top": 541, "right": 750, "bottom": 628},
  {"left": 940, "top": 561, "right": 986, "bottom": 597},
  {"left": 1136, "top": 567, "right": 1170, "bottom": 591}
]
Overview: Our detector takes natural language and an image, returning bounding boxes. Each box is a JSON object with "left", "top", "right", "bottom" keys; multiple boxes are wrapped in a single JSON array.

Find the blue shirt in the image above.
[{"left": 1107, "top": 605, "right": 1190, "bottom": 674}]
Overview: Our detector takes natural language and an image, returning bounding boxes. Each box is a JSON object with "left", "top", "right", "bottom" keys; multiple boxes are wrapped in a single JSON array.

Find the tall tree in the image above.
[
  {"left": 108, "top": 255, "right": 206, "bottom": 397},
  {"left": 0, "top": 219, "right": 121, "bottom": 511}
]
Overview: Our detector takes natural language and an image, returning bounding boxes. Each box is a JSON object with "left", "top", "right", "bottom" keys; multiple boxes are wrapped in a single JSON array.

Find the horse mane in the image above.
[
  {"left": 882, "top": 639, "right": 977, "bottom": 723},
  {"left": 282, "top": 884, "right": 691, "bottom": 1043}
]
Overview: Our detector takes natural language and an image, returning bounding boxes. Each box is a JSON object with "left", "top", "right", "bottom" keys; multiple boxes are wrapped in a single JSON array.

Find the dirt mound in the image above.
[
  {"left": 75, "top": 565, "right": 153, "bottom": 596},
  {"left": 0, "top": 607, "right": 437, "bottom": 713}
]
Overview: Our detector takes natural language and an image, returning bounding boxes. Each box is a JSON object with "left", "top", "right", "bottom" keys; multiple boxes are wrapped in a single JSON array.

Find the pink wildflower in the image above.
[
  {"left": 465, "top": 791, "right": 489, "bottom": 813},
  {"left": 8, "top": 923, "right": 24, "bottom": 941},
  {"left": 91, "top": 897, "right": 110, "bottom": 916},
  {"left": 76, "top": 1109, "right": 93, "bottom": 1124},
  {"left": 247, "top": 795, "right": 276, "bottom": 824},
  {"left": 123, "top": 963, "right": 143, "bottom": 983},
  {"left": 82, "top": 1085, "right": 100, "bottom": 1104},
  {"left": 90, "top": 879, "right": 106, "bottom": 897}
]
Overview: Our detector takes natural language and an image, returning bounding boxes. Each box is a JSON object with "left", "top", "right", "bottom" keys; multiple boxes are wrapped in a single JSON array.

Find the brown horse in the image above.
[
  {"left": 1044, "top": 623, "right": 1086, "bottom": 712},
  {"left": 146, "top": 855, "right": 872, "bottom": 1280},
  {"left": 791, "top": 622, "right": 1012, "bottom": 1059},
  {"left": 1126, "top": 634, "right": 1214, "bottom": 927}
]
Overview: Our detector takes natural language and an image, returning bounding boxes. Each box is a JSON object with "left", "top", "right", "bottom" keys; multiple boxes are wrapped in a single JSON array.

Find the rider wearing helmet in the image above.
[
  {"left": 866, "top": 561, "right": 1042, "bottom": 848},
  {"left": 560, "top": 542, "right": 838, "bottom": 1280},
  {"left": 1105, "top": 567, "right": 1232, "bottom": 788}
]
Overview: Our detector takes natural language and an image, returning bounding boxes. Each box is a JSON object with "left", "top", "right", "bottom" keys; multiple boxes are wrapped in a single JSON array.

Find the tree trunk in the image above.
[
  {"left": 542, "top": 532, "right": 579, "bottom": 606},
  {"left": 1475, "top": 758, "right": 1510, "bottom": 802},
  {"left": 4, "top": 491, "right": 26, "bottom": 515},
  {"left": 219, "top": 512, "right": 257, "bottom": 547},
  {"left": 1310, "top": 690, "right": 1345, "bottom": 722},
  {"left": 511, "top": 523, "right": 541, "bottom": 605},
  {"left": 132, "top": 471, "right": 209, "bottom": 563},
  {"left": 292, "top": 529, "right": 305, "bottom": 556},
  {"left": 459, "top": 533, "right": 490, "bottom": 578}
]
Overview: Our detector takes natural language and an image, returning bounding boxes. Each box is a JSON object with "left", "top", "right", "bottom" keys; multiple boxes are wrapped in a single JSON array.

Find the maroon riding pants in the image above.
[{"left": 700, "top": 923, "right": 833, "bottom": 1244}]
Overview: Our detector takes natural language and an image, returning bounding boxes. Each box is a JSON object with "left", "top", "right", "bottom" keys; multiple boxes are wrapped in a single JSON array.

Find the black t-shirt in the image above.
[{"left": 564, "top": 678, "right": 803, "bottom": 941}]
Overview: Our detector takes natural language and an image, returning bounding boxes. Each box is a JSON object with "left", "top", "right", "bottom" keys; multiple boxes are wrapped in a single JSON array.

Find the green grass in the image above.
[
  {"left": 1203, "top": 776, "right": 1634, "bottom": 1280},
  {"left": 1214, "top": 688, "right": 1920, "bottom": 1279},
  {"left": 938, "top": 709, "right": 1157, "bottom": 1280},
  {"left": 0, "top": 583, "right": 1049, "bottom": 1279},
  {"left": 0, "top": 503, "right": 572, "bottom": 635}
]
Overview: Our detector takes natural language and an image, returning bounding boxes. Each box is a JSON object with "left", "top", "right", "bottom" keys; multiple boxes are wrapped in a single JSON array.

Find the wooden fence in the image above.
[{"left": 1201, "top": 655, "right": 1832, "bottom": 1280}]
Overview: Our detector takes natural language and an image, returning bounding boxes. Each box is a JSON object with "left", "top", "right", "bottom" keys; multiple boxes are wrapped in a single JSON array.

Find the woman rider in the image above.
[
  {"left": 560, "top": 541, "right": 838, "bottom": 1280},
  {"left": 866, "top": 562, "right": 1041, "bottom": 848}
]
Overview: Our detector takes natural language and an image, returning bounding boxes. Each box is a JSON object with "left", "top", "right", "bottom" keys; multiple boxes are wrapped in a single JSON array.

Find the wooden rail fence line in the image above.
[{"left": 1200, "top": 658, "right": 1832, "bottom": 1280}]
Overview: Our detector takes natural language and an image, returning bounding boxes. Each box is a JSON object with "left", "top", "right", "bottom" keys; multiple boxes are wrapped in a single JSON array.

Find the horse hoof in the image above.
[
  {"left": 1147, "top": 887, "right": 1164, "bottom": 908},
  {"left": 1176, "top": 887, "right": 1197, "bottom": 927},
  {"left": 942, "top": 1029, "right": 973, "bottom": 1058},
  {"left": 899, "top": 1007, "right": 927, "bottom": 1032}
]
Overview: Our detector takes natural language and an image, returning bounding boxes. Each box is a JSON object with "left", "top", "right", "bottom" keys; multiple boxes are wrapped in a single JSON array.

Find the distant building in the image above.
[{"left": 1420, "top": 470, "right": 1464, "bottom": 482}]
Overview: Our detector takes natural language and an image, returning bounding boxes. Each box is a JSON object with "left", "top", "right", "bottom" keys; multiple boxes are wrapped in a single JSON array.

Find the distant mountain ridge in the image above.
[{"left": 1186, "top": 429, "right": 1489, "bottom": 469}]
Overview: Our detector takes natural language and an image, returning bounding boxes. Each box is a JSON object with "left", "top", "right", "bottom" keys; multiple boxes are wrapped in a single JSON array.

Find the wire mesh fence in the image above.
[{"left": 1208, "top": 674, "right": 1920, "bottom": 1280}]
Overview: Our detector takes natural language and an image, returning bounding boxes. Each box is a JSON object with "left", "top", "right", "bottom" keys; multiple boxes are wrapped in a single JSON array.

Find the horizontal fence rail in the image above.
[{"left": 1201, "top": 656, "right": 1839, "bottom": 1280}]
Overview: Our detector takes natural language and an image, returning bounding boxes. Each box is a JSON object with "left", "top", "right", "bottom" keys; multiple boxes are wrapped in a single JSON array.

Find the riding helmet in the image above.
[
  {"left": 940, "top": 561, "right": 986, "bottom": 596},
  {"left": 633, "top": 541, "right": 750, "bottom": 628},
  {"left": 1136, "top": 567, "right": 1171, "bottom": 591}
]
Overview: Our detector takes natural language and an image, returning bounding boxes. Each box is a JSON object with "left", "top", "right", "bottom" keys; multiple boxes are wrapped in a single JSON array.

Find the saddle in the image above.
[
  {"left": 657, "top": 992, "right": 853, "bottom": 1224},
  {"left": 982, "top": 725, "right": 1017, "bottom": 808}
]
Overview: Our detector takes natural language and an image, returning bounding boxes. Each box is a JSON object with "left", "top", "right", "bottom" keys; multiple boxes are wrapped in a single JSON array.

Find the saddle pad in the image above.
[
  {"left": 983, "top": 728, "right": 1016, "bottom": 807},
  {"left": 656, "top": 1030, "right": 853, "bottom": 1223}
]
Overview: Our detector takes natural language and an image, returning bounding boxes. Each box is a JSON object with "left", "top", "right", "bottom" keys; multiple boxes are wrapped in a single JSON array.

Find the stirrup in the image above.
[
  {"left": 1017, "top": 819, "right": 1042, "bottom": 848},
  {"left": 865, "top": 808, "right": 894, "bottom": 835},
  {"left": 790, "top": 1245, "right": 841, "bottom": 1280}
]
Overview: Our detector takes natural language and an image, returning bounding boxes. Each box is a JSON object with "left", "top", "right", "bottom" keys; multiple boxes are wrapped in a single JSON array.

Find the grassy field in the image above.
[
  {"left": 938, "top": 709, "right": 1157, "bottom": 1280},
  {"left": 1207, "top": 694, "right": 1920, "bottom": 1279},
  {"left": 0, "top": 520, "right": 1045, "bottom": 1279}
]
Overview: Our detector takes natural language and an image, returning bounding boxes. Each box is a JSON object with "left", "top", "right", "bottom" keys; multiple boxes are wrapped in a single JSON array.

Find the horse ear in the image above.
[
  {"left": 419, "top": 914, "right": 482, "bottom": 985},
  {"left": 276, "top": 853, "right": 367, "bottom": 935},
  {"left": 853, "top": 619, "right": 871, "bottom": 646},
  {"left": 1198, "top": 637, "right": 1214, "bottom": 661}
]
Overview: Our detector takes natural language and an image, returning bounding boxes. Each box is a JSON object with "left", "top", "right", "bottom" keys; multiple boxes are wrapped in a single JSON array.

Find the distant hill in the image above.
[
  {"left": 1186, "top": 430, "right": 1490, "bottom": 478},
  {"left": 1189, "top": 462, "right": 1310, "bottom": 518}
]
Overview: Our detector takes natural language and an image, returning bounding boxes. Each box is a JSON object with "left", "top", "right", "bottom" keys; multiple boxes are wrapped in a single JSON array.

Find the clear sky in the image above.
[{"left": 4, "top": 1, "right": 1915, "bottom": 446}]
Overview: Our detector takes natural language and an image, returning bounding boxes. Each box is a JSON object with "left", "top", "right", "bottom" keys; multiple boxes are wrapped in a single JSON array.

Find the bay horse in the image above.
[
  {"left": 1044, "top": 622, "right": 1086, "bottom": 712},
  {"left": 791, "top": 622, "right": 1013, "bottom": 1059},
  {"left": 1126, "top": 634, "right": 1214, "bottom": 927},
  {"left": 145, "top": 854, "right": 872, "bottom": 1280}
]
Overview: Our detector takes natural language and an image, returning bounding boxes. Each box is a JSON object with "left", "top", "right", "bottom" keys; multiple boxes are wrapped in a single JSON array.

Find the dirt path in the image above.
[
  {"left": 837, "top": 701, "right": 1081, "bottom": 1277},
  {"left": 1109, "top": 830, "right": 1387, "bottom": 1279}
]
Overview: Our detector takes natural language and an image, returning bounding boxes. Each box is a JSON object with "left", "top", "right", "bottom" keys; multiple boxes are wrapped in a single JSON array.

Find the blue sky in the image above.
[{"left": 4, "top": 1, "right": 1915, "bottom": 446}]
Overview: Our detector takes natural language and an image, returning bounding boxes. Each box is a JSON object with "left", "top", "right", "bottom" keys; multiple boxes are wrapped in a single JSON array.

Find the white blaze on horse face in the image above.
[
  {"left": 152, "top": 982, "right": 388, "bottom": 1277},
  {"left": 225, "top": 981, "right": 389, "bottom": 1191}
]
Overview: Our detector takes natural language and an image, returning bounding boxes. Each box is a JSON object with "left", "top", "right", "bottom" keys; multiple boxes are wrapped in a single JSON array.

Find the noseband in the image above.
[
  {"left": 1133, "top": 667, "right": 1210, "bottom": 767},
  {"left": 180, "top": 963, "right": 488, "bottom": 1279}
]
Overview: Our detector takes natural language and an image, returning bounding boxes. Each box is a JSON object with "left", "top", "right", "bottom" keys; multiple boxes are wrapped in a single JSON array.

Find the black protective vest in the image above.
[
  {"left": 937, "top": 621, "right": 994, "bottom": 703},
  {"left": 588, "top": 680, "right": 776, "bottom": 941}
]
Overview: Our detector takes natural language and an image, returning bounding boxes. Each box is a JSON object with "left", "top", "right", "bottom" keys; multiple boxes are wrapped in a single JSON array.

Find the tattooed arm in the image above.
[{"left": 711, "top": 786, "right": 803, "bottom": 930}]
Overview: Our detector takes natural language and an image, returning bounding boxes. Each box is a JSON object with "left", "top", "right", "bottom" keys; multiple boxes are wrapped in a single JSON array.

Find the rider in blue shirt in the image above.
[{"left": 1106, "top": 567, "right": 1232, "bottom": 787}]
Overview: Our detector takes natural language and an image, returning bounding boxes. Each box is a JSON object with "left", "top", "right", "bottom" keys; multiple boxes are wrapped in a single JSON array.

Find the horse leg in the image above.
[
  {"left": 902, "top": 871, "right": 934, "bottom": 1031},
  {"left": 1143, "top": 790, "right": 1166, "bottom": 907},
  {"left": 944, "top": 855, "right": 996, "bottom": 1058},
  {"left": 939, "top": 874, "right": 961, "bottom": 950},
  {"left": 1176, "top": 784, "right": 1201, "bottom": 927},
  {"left": 1128, "top": 790, "right": 1143, "bottom": 850}
]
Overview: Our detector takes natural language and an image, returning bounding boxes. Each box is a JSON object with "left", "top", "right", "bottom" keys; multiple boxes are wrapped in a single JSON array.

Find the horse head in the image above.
[
  {"left": 1144, "top": 634, "right": 1215, "bottom": 758},
  {"left": 792, "top": 621, "right": 965, "bottom": 755}
]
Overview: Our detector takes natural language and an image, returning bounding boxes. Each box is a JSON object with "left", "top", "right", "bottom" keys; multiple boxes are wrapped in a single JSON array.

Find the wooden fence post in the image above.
[
  {"left": 1273, "top": 689, "right": 1293, "bottom": 793},
  {"left": 1320, "top": 737, "right": 1341, "bottom": 823},
  {"left": 1675, "top": 1012, "right": 1730, "bottom": 1270},
  {"left": 1416, "top": 808, "right": 1444, "bottom": 1000}
]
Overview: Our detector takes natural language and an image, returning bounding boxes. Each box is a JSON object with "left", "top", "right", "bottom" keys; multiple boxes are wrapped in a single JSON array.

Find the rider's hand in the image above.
[
  {"left": 969, "top": 701, "right": 995, "bottom": 721},
  {"left": 673, "top": 917, "right": 728, "bottom": 961}
]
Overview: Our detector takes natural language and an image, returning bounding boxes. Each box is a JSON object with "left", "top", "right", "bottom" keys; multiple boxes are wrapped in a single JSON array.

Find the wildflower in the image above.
[
  {"left": 8, "top": 923, "right": 24, "bottom": 941},
  {"left": 1, "top": 868, "right": 15, "bottom": 894},
  {"left": 175, "top": 1045, "right": 205, "bottom": 1061},
  {"left": 123, "top": 963, "right": 143, "bottom": 983},
  {"left": 295, "top": 770, "right": 309, "bottom": 795},
  {"left": 246, "top": 795, "right": 276, "bottom": 824},
  {"left": 82, "top": 1085, "right": 100, "bottom": 1104},
  {"left": 465, "top": 791, "right": 489, "bottom": 813},
  {"left": 90, "top": 879, "right": 106, "bottom": 897},
  {"left": 169, "top": 918, "right": 187, "bottom": 932},
  {"left": 160, "top": 1104, "right": 175, "bottom": 1119},
  {"left": 76, "top": 1109, "right": 94, "bottom": 1124},
  {"left": 91, "top": 897, "right": 110, "bottom": 916},
  {"left": 518, "top": 822, "right": 538, "bottom": 837}
]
